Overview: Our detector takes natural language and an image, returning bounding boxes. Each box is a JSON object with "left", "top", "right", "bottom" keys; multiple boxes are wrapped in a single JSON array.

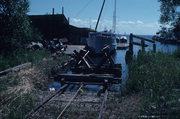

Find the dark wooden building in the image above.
[{"left": 29, "top": 14, "right": 94, "bottom": 44}]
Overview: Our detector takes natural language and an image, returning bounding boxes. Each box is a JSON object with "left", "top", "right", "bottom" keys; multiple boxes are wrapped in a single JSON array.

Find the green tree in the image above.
[
  {"left": 159, "top": 0, "right": 180, "bottom": 24},
  {"left": 0, "top": 0, "right": 32, "bottom": 54},
  {"left": 158, "top": 0, "right": 180, "bottom": 39}
]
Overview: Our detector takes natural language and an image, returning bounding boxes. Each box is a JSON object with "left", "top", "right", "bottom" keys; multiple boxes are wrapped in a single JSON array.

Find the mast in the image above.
[
  {"left": 112, "top": 0, "right": 116, "bottom": 33},
  {"left": 95, "top": 0, "right": 106, "bottom": 31}
]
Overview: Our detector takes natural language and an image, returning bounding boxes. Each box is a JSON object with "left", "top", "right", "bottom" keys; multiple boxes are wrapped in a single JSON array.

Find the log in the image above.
[
  {"left": 54, "top": 73, "right": 121, "bottom": 84},
  {"left": 0, "top": 62, "right": 32, "bottom": 77},
  {"left": 70, "top": 67, "right": 121, "bottom": 77}
]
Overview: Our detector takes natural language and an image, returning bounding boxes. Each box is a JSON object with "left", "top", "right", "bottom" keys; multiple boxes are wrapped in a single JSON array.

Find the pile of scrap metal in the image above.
[
  {"left": 48, "top": 39, "right": 67, "bottom": 59},
  {"left": 52, "top": 45, "right": 122, "bottom": 86},
  {"left": 27, "top": 42, "right": 43, "bottom": 50}
]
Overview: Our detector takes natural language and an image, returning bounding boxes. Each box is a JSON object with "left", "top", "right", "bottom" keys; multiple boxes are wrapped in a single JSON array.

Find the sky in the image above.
[{"left": 28, "top": 0, "right": 161, "bottom": 35}]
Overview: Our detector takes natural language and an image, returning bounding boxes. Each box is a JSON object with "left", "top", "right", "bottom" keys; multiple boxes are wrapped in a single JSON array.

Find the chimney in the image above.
[
  {"left": 68, "top": 17, "right": 70, "bottom": 24},
  {"left": 62, "top": 7, "right": 64, "bottom": 14},
  {"left": 52, "top": 8, "right": 54, "bottom": 15}
]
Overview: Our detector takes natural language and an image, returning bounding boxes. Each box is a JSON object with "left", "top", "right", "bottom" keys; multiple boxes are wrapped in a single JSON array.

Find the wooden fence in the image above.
[{"left": 129, "top": 33, "right": 156, "bottom": 54}]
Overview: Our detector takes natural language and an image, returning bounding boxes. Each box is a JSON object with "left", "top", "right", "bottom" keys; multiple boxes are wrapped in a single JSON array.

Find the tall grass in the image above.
[
  {"left": 125, "top": 50, "right": 180, "bottom": 118},
  {"left": 0, "top": 49, "right": 70, "bottom": 119},
  {"left": 0, "top": 49, "right": 51, "bottom": 71}
]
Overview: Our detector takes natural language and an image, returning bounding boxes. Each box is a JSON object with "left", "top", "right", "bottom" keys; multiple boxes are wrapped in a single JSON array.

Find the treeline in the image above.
[{"left": 0, "top": 0, "right": 42, "bottom": 55}]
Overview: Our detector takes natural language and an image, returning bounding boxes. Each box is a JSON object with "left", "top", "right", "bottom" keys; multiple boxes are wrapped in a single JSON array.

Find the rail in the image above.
[
  {"left": 129, "top": 33, "right": 156, "bottom": 54},
  {"left": 24, "top": 83, "right": 110, "bottom": 119},
  {"left": 25, "top": 84, "right": 69, "bottom": 119},
  {"left": 98, "top": 89, "right": 108, "bottom": 119},
  {"left": 56, "top": 84, "right": 84, "bottom": 119}
]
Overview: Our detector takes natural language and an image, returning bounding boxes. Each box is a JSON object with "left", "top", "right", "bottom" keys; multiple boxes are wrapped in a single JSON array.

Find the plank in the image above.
[
  {"left": 132, "top": 35, "right": 155, "bottom": 43},
  {"left": 54, "top": 73, "right": 121, "bottom": 84},
  {"left": 70, "top": 67, "right": 121, "bottom": 77}
]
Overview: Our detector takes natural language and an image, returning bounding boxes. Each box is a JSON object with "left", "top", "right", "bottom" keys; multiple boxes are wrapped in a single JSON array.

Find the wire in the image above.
[{"left": 74, "top": 0, "right": 94, "bottom": 18}]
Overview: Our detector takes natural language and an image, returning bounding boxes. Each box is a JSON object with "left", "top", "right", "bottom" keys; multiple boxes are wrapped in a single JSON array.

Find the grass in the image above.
[
  {"left": 0, "top": 74, "right": 19, "bottom": 92},
  {"left": 1, "top": 46, "right": 179, "bottom": 118},
  {"left": 0, "top": 49, "right": 51, "bottom": 71},
  {"left": 125, "top": 49, "right": 180, "bottom": 118},
  {"left": 0, "top": 49, "right": 70, "bottom": 119},
  {"left": 5, "top": 93, "right": 34, "bottom": 119}
]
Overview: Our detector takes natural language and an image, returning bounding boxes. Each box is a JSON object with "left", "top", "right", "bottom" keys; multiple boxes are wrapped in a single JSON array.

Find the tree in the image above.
[
  {"left": 158, "top": 0, "right": 180, "bottom": 39},
  {"left": 158, "top": 0, "right": 180, "bottom": 24},
  {"left": 0, "top": 0, "right": 33, "bottom": 54}
]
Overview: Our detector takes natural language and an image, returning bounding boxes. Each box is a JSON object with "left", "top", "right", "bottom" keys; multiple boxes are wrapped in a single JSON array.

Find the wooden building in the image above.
[{"left": 29, "top": 14, "right": 94, "bottom": 44}]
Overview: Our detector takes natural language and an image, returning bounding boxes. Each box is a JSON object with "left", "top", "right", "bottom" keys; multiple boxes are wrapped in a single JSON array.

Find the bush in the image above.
[
  {"left": 0, "top": 0, "right": 42, "bottom": 54},
  {"left": 125, "top": 51, "right": 180, "bottom": 117}
]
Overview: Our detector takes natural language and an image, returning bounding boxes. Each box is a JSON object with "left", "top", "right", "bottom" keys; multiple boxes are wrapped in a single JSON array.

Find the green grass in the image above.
[
  {"left": 125, "top": 50, "right": 180, "bottom": 118},
  {"left": 0, "top": 74, "right": 19, "bottom": 92},
  {"left": 0, "top": 92, "right": 34, "bottom": 119},
  {"left": 0, "top": 49, "right": 51, "bottom": 71},
  {"left": 0, "top": 49, "right": 69, "bottom": 91}
]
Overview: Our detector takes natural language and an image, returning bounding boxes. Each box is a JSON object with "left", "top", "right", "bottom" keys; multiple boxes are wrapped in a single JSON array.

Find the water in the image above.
[
  {"left": 114, "top": 35, "right": 180, "bottom": 82},
  {"left": 49, "top": 35, "right": 180, "bottom": 90}
]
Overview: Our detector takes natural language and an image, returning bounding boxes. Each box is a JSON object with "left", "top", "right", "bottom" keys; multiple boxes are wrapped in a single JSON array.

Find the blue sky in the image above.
[{"left": 28, "top": 0, "right": 161, "bottom": 35}]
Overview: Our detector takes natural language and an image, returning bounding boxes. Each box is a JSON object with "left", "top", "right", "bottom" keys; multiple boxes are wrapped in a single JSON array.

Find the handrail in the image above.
[
  {"left": 132, "top": 34, "right": 155, "bottom": 43},
  {"left": 129, "top": 33, "right": 156, "bottom": 54}
]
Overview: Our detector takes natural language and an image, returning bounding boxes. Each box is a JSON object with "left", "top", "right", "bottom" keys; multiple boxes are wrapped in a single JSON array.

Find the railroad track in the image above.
[
  {"left": 25, "top": 84, "right": 109, "bottom": 119},
  {"left": 25, "top": 46, "right": 121, "bottom": 119}
]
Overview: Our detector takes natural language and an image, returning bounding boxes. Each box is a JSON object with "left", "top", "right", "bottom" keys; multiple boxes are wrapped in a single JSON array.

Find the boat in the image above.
[
  {"left": 87, "top": 31, "right": 117, "bottom": 54},
  {"left": 118, "top": 36, "right": 127, "bottom": 43},
  {"left": 86, "top": 0, "right": 117, "bottom": 54},
  {"left": 117, "top": 43, "right": 129, "bottom": 50}
]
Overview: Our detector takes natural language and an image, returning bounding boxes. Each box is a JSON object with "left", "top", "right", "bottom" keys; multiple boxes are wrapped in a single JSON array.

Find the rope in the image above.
[{"left": 56, "top": 84, "right": 84, "bottom": 119}]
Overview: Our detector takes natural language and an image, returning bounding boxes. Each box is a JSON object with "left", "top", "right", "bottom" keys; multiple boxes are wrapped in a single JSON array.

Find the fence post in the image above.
[
  {"left": 141, "top": 40, "right": 145, "bottom": 52},
  {"left": 153, "top": 43, "right": 156, "bottom": 52},
  {"left": 129, "top": 33, "right": 133, "bottom": 54}
]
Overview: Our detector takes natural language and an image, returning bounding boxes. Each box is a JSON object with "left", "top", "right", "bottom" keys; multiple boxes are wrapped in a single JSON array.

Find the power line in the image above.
[{"left": 74, "top": 0, "right": 94, "bottom": 18}]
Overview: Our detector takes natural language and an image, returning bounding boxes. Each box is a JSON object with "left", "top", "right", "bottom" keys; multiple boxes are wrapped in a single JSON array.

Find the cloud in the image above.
[
  {"left": 72, "top": 18, "right": 82, "bottom": 23},
  {"left": 137, "top": 20, "right": 144, "bottom": 24},
  {"left": 119, "top": 20, "right": 144, "bottom": 24},
  {"left": 70, "top": 18, "right": 160, "bottom": 35},
  {"left": 120, "top": 21, "right": 135, "bottom": 24}
]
